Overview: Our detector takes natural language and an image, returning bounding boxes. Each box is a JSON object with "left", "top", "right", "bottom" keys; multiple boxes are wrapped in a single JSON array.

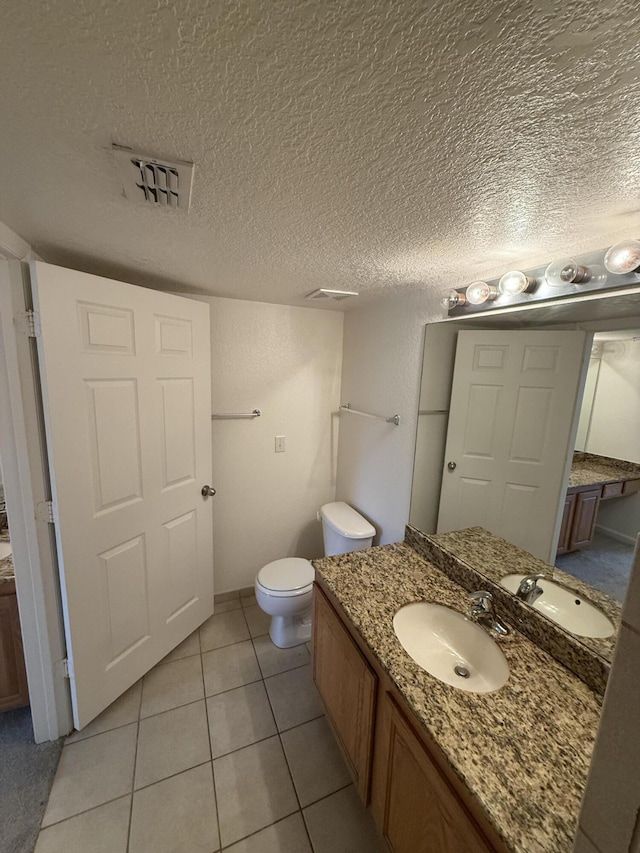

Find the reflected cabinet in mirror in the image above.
[{"left": 410, "top": 293, "right": 640, "bottom": 666}]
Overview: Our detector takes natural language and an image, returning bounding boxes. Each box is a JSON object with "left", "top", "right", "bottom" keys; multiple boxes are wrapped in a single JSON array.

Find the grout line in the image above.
[
  {"left": 218, "top": 811, "right": 304, "bottom": 851},
  {"left": 131, "top": 758, "right": 212, "bottom": 796},
  {"left": 125, "top": 675, "right": 144, "bottom": 851},
  {"left": 39, "top": 793, "right": 133, "bottom": 832},
  {"left": 199, "top": 646, "right": 222, "bottom": 850}
]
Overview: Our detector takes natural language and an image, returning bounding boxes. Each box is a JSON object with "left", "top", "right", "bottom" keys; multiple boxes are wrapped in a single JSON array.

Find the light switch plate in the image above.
[{"left": 275, "top": 435, "right": 286, "bottom": 453}]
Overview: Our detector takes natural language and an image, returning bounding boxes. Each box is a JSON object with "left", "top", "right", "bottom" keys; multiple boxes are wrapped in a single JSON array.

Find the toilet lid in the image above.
[{"left": 258, "top": 558, "right": 314, "bottom": 592}]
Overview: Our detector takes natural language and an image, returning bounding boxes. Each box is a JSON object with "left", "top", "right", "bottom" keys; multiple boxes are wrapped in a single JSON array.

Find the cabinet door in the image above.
[
  {"left": 0, "top": 591, "right": 30, "bottom": 712},
  {"left": 312, "top": 586, "right": 377, "bottom": 803},
  {"left": 380, "top": 696, "right": 493, "bottom": 853},
  {"left": 556, "top": 492, "right": 577, "bottom": 556},
  {"left": 569, "top": 488, "right": 601, "bottom": 550}
]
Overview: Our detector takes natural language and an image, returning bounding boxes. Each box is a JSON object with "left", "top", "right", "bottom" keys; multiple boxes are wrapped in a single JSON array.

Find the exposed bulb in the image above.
[
  {"left": 442, "top": 289, "right": 466, "bottom": 310},
  {"left": 545, "top": 259, "right": 590, "bottom": 287},
  {"left": 498, "top": 270, "right": 537, "bottom": 296},
  {"left": 604, "top": 239, "right": 640, "bottom": 274},
  {"left": 465, "top": 281, "right": 498, "bottom": 304}
]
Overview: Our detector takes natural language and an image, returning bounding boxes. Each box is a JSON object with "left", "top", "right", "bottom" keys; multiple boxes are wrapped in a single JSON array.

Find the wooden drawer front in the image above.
[
  {"left": 312, "top": 586, "right": 377, "bottom": 803},
  {"left": 623, "top": 478, "right": 640, "bottom": 496},
  {"left": 382, "top": 697, "right": 493, "bottom": 853},
  {"left": 0, "top": 593, "right": 29, "bottom": 712},
  {"left": 602, "top": 481, "right": 624, "bottom": 500}
]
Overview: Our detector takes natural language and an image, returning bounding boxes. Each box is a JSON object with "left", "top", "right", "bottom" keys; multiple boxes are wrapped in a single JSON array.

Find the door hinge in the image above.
[
  {"left": 15, "top": 309, "right": 41, "bottom": 338},
  {"left": 37, "top": 500, "right": 55, "bottom": 524},
  {"left": 62, "top": 658, "right": 71, "bottom": 679}
]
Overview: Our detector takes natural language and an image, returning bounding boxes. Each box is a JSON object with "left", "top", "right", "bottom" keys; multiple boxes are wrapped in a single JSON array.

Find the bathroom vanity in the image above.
[
  {"left": 312, "top": 535, "right": 603, "bottom": 853},
  {"left": 0, "top": 533, "right": 29, "bottom": 712}
]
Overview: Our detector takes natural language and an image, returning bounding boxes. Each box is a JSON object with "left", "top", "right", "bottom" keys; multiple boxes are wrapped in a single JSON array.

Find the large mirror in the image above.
[{"left": 410, "top": 292, "right": 640, "bottom": 664}]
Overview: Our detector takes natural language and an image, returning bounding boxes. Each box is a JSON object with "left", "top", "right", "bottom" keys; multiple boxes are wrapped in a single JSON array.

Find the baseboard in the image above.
[{"left": 594, "top": 524, "right": 637, "bottom": 547}]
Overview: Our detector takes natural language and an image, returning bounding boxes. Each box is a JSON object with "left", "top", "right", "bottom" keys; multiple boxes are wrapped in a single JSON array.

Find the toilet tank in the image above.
[{"left": 320, "top": 502, "right": 375, "bottom": 556}]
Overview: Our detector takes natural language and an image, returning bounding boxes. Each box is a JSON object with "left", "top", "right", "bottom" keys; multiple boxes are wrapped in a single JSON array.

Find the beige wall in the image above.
[
  {"left": 587, "top": 340, "right": 640, "bottom": 464},
  {"left": 206, "top": 296, "right": 343, "bottom": 593}
]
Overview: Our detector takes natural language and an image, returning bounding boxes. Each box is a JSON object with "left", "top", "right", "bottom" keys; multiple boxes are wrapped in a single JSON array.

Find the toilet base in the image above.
[{"left": 269, "top": 608, "right": 312, "bottom": 649}]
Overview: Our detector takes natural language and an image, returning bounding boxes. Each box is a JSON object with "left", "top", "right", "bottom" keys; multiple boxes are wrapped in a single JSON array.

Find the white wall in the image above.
[
  {"left": 586, "top": 339, "right": 640, "bottom": 463},
  {"left": 335, "top": 290, "right": 442, "bottom": 544},
  {"left": 205, "top": 297, "right": 343, "bottom": 593}
]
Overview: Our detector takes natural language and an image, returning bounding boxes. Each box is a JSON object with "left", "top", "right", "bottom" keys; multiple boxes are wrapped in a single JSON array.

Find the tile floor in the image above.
[{"left": 35, "top": 592, "right": 385, "bottom": 853}]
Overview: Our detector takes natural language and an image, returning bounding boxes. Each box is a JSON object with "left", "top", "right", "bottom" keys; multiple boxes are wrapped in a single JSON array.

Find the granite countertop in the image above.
[
  {"left": 314, "top": 542, "right": 601, "bottom": 853},
  {"left": 0, "top": 529, "right": 14, "bottom": 584},
  {"left": 569, "top": 452, "right": 640, "bottom": 489}
]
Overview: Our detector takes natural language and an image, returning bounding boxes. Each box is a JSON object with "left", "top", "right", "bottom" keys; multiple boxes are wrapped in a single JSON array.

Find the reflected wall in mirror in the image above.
[{"left": 410, "top": 294, "right": 640, "bottom": 664}]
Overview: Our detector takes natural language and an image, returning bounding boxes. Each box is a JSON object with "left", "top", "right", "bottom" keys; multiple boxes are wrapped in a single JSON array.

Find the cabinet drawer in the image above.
[
  {"left": 623, "top": 478, "right": 640, "bottom": 496},
  {"left": 602, "top": 481, "right": 623, "bottom": 500}
]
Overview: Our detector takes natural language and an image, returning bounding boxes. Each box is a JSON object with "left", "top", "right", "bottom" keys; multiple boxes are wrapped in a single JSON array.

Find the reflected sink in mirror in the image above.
[
  {"left": 500, "top": 574, "right": 615, "bottom": 639},
  {"left": 393, "top": 602, "right": 509, "bottom": 693}
]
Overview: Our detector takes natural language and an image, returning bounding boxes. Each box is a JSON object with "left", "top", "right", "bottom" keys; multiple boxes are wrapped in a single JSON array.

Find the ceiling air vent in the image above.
[
  {"left": 112, "top": 144, "right": 195, "bottom": 212},
  {"left": 305, "top": 288, "right": 359, "bottom": 301}
]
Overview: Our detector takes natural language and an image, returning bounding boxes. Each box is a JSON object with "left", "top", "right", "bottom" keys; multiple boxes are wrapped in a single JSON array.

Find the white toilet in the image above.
[{"left": 254, "top": 501, "right": 375, "bottom": 648}]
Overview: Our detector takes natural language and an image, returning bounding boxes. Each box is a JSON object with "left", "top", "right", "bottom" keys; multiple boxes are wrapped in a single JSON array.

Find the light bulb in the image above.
[
  {"left": 545, "top": 259, "right": 590, "bottom": 287},
  {"left": 441, "top": 289, "right": 466, "bottom": 309},
  {"left": 498, "top": 270, "right": 536, "bottom": 296},
  {"left": 465, "top": 281, "right": 498, "bottom": 304},
  {"left": 604, "top": 239, "right": 640, "bottom": 274}
]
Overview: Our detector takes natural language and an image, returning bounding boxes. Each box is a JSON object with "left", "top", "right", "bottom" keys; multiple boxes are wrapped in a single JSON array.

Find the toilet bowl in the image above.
[
  {"left": 254, "top": 502, "right": 375, "bottom": 649},
  {"left": 255, "top": 558, "right": 314, "bottom": 648}
]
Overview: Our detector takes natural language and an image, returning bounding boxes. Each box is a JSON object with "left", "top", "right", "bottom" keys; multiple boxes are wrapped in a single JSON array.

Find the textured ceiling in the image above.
[{"left": 2, "top": 0, "right": 640, "bottom": 309}]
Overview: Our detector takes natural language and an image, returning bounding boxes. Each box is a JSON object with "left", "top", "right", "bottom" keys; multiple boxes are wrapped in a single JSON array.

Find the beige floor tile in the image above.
[
  {"left": 243, "top": 604, "right": 271, "bottom": 638},
  {"left": 206, "top": 681, "right": 276, "bottom": 757},
  {"left": 223, "top": 813, "right": 312, "bottom": 853},
  {"left": 264, "top": 664, "right": 323, "bottom": 732},
  {"left": 66, "top": 682, "right": 141, "bottom": 743},
  {"left": 214, "top": 736, "right": 298, "bottom": 847},
  {"left": 281, "top": 716, "right": 351, "bottom": 807},
  {"left": 135, "top": 701, "right": 210, "bottom": 789},
  {"left": 214, "top": 598, "right": 243, "bottom": 613},
  {"left": 303, "top": 786, "right": 385, "bottom": 853},
  {"left": 253, "top": 634, "right": 310, "bottom": 679},
  {"left": 199, "top": 610, "right": 250, "bottom": 652},
  {"left": 161, "top": 630, "right": 201, "bottom": 663},
  {"left": 240, "top": 593, "right": 257, "bottom": 609},
  {"left": 35, "top": 796, "right": 131, "bottom": 853},
  {"left": 129, "top": 763, "right": 219, "bottom": 853},
  {"left": 202, "top": 640, "right": 262, "bottom": 696},
  {"left": 42, "top": 724, "right": 137, "bottom": 827},
  {"left": 140, "top": 655, "right": 204, "bottom": 719}
]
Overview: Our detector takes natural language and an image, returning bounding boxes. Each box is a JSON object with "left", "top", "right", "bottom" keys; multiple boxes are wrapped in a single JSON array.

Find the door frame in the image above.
[{"left": 0, "top": 259, "right": 73, "bottom": 741}]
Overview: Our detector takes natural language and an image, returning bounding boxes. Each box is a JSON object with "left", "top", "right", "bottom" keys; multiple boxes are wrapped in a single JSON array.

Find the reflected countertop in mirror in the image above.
[
  {"left": 418, "top": 525, "right": 621, "bottom": 665},
  {"left": 568, "top": 452, "right": 640, "bottom": 489}
]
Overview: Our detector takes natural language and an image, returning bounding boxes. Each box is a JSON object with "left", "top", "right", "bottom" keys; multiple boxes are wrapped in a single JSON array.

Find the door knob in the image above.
[
  {"left": 447, "top": 461, "right": 457, "bottom": 471},
  {"left": 201, "top": 485, "right": 217, "bottom": 497}
]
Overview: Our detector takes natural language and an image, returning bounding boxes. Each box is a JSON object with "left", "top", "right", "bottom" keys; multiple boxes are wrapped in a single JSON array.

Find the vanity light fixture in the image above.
[
  {"left": 604, "top": 239, "right": 640, "bottom": 275},
  {"left": 465, "top": 281, "right": 498, "bottom": 304},
  {"left": 498, "top": 270, "right": 537, "bottom": 296},
  {"left": 442, "top": 289, "right": 467, "bottom": 309},
  {"left": 545, "top": 259, "right": 591, "bottom": 287}
]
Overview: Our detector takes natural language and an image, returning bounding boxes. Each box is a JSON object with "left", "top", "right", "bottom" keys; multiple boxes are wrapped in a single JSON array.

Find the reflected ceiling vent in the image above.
[
  {"left": 112, "top": 144, "right": 195, "bottom": 211},
  {"left": 305, "top": 288, "right": 359, "bottom": 301}
]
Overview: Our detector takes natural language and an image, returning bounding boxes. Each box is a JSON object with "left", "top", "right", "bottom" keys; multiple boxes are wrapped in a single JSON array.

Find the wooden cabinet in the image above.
[
  {"left": 569, "top": 488, "right": 601, "bottom": 549},
  {"left": 556, "top": 492, "right": 577, "bottom": 555},
  {"left": 375, "top": 695, "right": 493, "bottom": 853},
  {"left": 313, "top": 585, "right": 377, "bottom": 803},
  {"left": 312, "top": 583, "right": 506, "bottom": 853},
  {"left": 0, "top": 581, "right": 29, "bottom": 712}
]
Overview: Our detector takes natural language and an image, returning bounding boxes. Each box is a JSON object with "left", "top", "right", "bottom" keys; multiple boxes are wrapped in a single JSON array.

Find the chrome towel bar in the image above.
[
  {"left": 211, "top": 409, "right": 261, "bottom": 420},
  {"left": 339, "top": 403, "right": 400, "bottom": 426}
]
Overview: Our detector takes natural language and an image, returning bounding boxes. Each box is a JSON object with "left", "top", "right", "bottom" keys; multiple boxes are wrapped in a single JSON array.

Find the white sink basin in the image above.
[
  {"left": 0, "top": 542, "right": 11, "bottom": 561},
  {"left": 500, "top": 574, "right": 615, "bottom": 639},
  {"left": 393, "top": 602, "right": 509, "bottom": 693}
]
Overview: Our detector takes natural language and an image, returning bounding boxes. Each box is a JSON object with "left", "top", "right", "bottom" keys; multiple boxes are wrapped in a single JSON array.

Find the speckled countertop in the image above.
[
  {"left": 314, "top": 542, "right": 601, "bottom": 853},
  {"left": 569, "top": 452, "right": 640, "bottom": 488},
  {"left": 0, "top": 530, "right": 14, "bottom": 584}
]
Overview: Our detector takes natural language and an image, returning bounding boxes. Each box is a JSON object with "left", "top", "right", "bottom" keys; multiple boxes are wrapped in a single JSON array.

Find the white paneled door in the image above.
[
  {"left": 437, "top": 329, "right": 590, "bottom": 562},
  {"left": 31, "top": 262, "right": 213, "bottom": 729}
]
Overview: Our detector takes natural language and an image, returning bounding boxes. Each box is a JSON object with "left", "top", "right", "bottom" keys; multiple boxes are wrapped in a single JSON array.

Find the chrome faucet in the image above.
[
  {"left": 468, "top": 591, "right": 509, "bottom": 638},
  {"left": 515, "top": 574, "right": 545, "bottom": 605}
]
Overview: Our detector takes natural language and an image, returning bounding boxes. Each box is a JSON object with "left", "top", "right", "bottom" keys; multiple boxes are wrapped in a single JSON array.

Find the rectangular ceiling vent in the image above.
[
  {"left": 112, "top": 144, "right": 194, "bottom": 212},
  {"left": 305, "top": 288, "right": 359, "bottom": 301}
]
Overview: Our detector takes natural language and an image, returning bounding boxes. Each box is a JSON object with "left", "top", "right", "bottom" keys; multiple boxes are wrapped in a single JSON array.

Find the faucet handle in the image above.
[{"left": 469, "top": 590, "right": 493, "bottom": 611}]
